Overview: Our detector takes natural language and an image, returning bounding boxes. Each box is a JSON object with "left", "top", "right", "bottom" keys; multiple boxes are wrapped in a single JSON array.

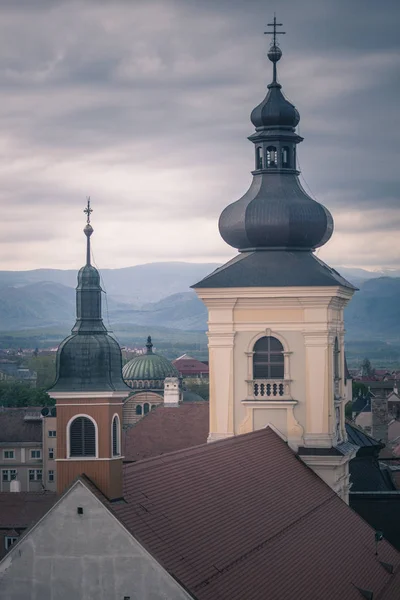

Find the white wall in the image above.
[{"left": 0, "top": 481, "right": 193, "bottom": 600}]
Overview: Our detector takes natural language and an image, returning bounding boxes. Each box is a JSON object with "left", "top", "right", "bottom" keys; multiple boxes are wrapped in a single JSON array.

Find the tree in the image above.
[
  {"left": 361, "top": 358, "right": 374, "bottom": 378},
  {"left": 0, "top": 381, "right": 53, "bottom": 407}
]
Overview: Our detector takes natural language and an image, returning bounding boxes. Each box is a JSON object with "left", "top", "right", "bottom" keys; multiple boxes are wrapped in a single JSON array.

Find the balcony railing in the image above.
[{"left": 247, "top": 379, "right": 291, "bottom": 400}]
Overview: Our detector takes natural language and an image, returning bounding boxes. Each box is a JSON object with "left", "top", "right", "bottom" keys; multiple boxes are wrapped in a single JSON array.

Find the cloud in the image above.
[{"left": 0, "top": 0, "right": 398, "bottom": 271}]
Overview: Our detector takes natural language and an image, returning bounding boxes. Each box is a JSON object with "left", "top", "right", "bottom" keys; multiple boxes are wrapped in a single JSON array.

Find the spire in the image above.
[
  {"left": 264, "top": 15, "right": 285, "bottom": 84},
  {"left": 217, "top": 20, "right": 334, "bottom": 253},
  {"left": 72, "top": 200, "right": 106, "bottom": 334},
  {"left": 146, "top": 336, "right": 153, "bottom": 354},
  {"left": 83, "top": 197, "right": 93, "bottom": 266}
]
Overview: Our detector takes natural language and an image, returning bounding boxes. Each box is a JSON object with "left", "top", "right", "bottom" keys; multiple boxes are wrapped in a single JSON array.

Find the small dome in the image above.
[
  {"left": 77, "top": 264, "right": 101, "bottom": 287},
  {"left": 251, "top": 82, "right": 300, "bottom": 130},
  {"left": 123, "top": 344, "right": 179, "bottom": 385}
]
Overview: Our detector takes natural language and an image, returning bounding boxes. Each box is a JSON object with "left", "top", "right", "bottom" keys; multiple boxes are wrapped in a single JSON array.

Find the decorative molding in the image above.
[
  {"left": 56, "top": 402, "right": 124, "bottom": 407},
  {"left": 56, "top": 456, "right": 124, "bottom": 462},
  {"left": 51, "top": 391, "right": 129, "bottom": 400}
]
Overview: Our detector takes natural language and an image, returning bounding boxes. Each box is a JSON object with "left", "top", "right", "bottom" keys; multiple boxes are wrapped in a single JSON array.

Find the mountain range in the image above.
[{"left": 0, "top": 263, "right": 399, "bottom": 360}]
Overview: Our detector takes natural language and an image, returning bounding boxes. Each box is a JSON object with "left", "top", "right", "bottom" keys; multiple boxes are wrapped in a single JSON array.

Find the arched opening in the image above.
[
  {"left": 69, "top": 416, "right": 97, "bottom": 457},
  {"left": 256, "top": 147, "right": 263, "bottom": 169},
  {"left": 112, "top": 415, "right": 120, "bottom": 457},
  {"left": 151, "top": 404, "right": 157, "bottom": 410},
  {"left": 253, "top": 336, "right": 284, "bottom": 379},
  {"left": 281, "top": 146, "right": 290, "bottom": 168},
  {"left": 144, "top": 403, "right": 150, "bottom": 415},
  {"left": 266, "top": 146, "right": 277, "bottom": 168},
  {"left": 334, "top": 337, "right": 340, "bottom": 380},
  {"left": 135, "top": 405, "right": 142, "bottom": 416},
  {"left": 293, "top": 147, "right": 297, "bottom": 170}
]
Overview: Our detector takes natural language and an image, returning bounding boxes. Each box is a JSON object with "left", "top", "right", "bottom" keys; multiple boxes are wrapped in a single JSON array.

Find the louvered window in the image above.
[
  {"left": 69, "top": 417, "right": 96, "bottom": 457},
  {"left": 112, "top": 416, "right": 120, "bottom": 456},
  {"left": 253, "top": 336, "right": 284, "bottom": 379}
]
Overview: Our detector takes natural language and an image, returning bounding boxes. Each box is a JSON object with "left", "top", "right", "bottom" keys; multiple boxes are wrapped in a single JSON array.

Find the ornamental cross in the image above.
[
  {"left": 84, "top": 197, "right": 93, "bottom": 224},
  {"left": 264, "top": 14, "right": 285, "bottom": 46}
]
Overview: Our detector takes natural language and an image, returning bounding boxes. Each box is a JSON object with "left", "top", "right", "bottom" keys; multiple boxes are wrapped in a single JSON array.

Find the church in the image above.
[{"left": 0, "top": 21, "right": 399, "bottom": 600}]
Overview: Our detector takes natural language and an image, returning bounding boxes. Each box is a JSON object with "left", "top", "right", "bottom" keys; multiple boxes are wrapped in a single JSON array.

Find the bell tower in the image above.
[
  {"left": 49, "top": 200, "right": 130, "bottom": 500},
  {"left": 193, "top": 19, "right": 357, "bottom": 502}
]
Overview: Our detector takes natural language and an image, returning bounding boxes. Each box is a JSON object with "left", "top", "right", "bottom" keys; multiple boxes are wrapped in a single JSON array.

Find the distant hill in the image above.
[
  {"left": 0, "top": 262, "right": 220, "bottom": 304},
  {"left": 0, "top": 263, "right": 399, "bottom": 364}
]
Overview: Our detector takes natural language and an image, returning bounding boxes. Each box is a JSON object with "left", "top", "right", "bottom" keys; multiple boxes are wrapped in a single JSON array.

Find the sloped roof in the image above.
[
  {"left": 192, "top": 250, "right": 356, "bottom": 289},
  {"left": 172, "top": 357, "right": 209, "bottom": 375},
  {"left": 114, "top": 428, "right": 400, "bottom": 600},
  {"left": 0, "top": 491, "right": 57, "bottom": 528},
  {"left": 0, "top": 408, "right": 42, "bottom": 443},
  {"left": 123, "top": 403, "right": 209, "bottom": 462},
  {"left": 346, "top": 421, "right": 383, "bottom": 449}
]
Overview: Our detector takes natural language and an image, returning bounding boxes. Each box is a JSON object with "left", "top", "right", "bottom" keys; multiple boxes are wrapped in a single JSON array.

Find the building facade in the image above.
[{"left": 193, "top": 26, "right": 357, "bottom": 501}]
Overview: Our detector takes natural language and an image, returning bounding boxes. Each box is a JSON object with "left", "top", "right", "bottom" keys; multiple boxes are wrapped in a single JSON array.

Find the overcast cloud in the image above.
[{"left": 0, "top": 0, "right": 399, "bottom": 271}]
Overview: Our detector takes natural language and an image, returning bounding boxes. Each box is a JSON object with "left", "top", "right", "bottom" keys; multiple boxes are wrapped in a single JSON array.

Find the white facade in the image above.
[{"left": 0, "top": 480, "right": 193, "bottom": 600}]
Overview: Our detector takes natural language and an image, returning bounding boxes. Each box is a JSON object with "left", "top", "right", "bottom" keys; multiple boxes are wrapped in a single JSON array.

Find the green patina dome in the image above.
[{"left": 123, "top": 337, "right": 179, "bottom": 389}]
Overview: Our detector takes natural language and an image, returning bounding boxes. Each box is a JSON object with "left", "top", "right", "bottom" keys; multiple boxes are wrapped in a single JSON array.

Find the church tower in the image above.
[
  {"left": 193, "top": 19, "right": 357, "bottom": 502},
  {"left": 49, "top": 201, "right": 130, "bottom": 500}
]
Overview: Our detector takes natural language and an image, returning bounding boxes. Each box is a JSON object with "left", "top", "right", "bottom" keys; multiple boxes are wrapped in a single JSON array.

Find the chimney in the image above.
[
  {"left": 10, "top": 479, "right": 21, "bottom": 493},
  {"left": 371, "top": 394, "right": 388, "bottom": 444},
  {"left": 164, "top": 377, "right": 181, "bottom": 407}
]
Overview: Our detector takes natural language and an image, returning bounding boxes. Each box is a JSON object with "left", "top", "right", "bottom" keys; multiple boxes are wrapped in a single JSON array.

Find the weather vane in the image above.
[
  {"left": 84, "top": 196, "right": 93, "bottom": 224},
  {"left": 264, "top": 14, "right": 285, "bottom": 46}
]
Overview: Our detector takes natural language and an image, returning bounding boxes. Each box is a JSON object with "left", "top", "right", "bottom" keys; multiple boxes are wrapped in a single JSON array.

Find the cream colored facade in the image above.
[{"left": 195, "top": 284, "right": 357, "bottom": 502}]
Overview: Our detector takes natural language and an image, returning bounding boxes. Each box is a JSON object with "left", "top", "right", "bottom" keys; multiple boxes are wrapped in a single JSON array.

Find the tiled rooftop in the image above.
[
  {"left": 123, "top": 402, "right": 209, "bottom": 461},
  {"left": 113, "top": 427, "right": 400, "bottom": 600}
]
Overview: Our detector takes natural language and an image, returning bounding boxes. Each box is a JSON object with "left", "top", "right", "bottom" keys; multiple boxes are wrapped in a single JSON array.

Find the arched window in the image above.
[
  {"left": 253, "top": 336, "right": 284, "bottom": 379},
  {"left": 282, "top": 146, "right": 290, "bottom": 168},
  {"left": 256, "top": 147, "right": 263, "bottom": 169},
  {"left": 135, "top": 405, "right": 142, "bottom": 415},
  {"left": 266, "top": 146, "right": 277, "bottom": 168},
  {"left": 112, "top": 415, "right": 120, "bottom": 457},
  {"left": 144, "top": 403, "right": 150, "bottom": 415},
  {"left": 151, "top": 404, "right": 157, "bottom": 410},
  {"left": 69, "top": 416, "right": 96, "bottom": 457}
]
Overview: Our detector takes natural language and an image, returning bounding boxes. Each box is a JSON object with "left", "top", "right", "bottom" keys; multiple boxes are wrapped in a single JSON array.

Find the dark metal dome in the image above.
[
  {"left": 250, "top": 82, "right": 300, "bottom": 130},
  {"left": 52, "top": 333, "right": 128, "bottom": 392},
  {"left": 219, "top": 174, "right": 333, "bottom": 251}
]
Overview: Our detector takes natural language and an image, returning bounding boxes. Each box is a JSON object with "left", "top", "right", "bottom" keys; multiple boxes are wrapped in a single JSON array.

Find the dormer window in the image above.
[{"left": 266, "top": 146, "right": 277, "bottom": 168}]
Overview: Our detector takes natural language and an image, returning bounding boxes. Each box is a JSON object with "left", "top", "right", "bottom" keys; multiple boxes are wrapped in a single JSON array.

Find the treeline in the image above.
[{"left": 0, "top": 381, "right": 52, "bottom": 408}]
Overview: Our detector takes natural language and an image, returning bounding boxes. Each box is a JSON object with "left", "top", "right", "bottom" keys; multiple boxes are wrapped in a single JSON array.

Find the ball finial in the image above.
[{"left": 268, "top": 44, "right": 282, "bottom": 63}]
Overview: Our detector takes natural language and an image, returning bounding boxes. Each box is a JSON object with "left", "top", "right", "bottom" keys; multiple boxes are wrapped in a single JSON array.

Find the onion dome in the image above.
[
  {"left": 123, "top": 336, "right": 180, "bottom": 390},
  {"left": 50, "top": 201, "right": 129, "bottom": 393},
  {"left": 218, "top": 25, "right": 333, "bottom": 252}
]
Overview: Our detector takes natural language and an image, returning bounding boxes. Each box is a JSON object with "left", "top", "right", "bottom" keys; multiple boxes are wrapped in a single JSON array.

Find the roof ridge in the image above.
[{"left": 123, "top": 427, "right": 279, "bottom": 471}]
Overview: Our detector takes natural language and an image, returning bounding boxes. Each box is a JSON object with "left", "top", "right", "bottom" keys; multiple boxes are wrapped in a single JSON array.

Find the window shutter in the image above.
[
  {"left": 70, "top": 417, "right": 96, "bottom": 457},
  {"left": 112, "top": 417, "right": 118, "bottom": 456}
]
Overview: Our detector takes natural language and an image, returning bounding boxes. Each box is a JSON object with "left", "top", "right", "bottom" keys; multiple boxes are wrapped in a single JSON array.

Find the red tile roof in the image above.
[
  {"left": 113, "top": 428, "right": 400, "bottom": 600},
  {"left": 123, "top": 402, "right": 209, "bottom": 461},
  {"left": 172, "top": 356, "right": 209, "bottom": 376},
  {"left": 0, "top": 407, "right": 42, "bottom": 443},
  {"left": 0, "top": 492, "right": 57, "bottom": 528}
]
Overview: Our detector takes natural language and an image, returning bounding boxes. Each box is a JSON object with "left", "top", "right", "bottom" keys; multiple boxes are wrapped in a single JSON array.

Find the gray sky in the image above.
[{"left": 0, "top": 0, "right": 399, "bottom": 271}]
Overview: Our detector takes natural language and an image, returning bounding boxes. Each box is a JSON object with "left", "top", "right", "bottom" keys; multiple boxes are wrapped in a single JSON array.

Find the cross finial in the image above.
[
  {"left": 264, "top": 14, "right": 285, "bottom": 46},
  {"left": 84, "top": 197, "right": 93, "bottom": 224}
]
